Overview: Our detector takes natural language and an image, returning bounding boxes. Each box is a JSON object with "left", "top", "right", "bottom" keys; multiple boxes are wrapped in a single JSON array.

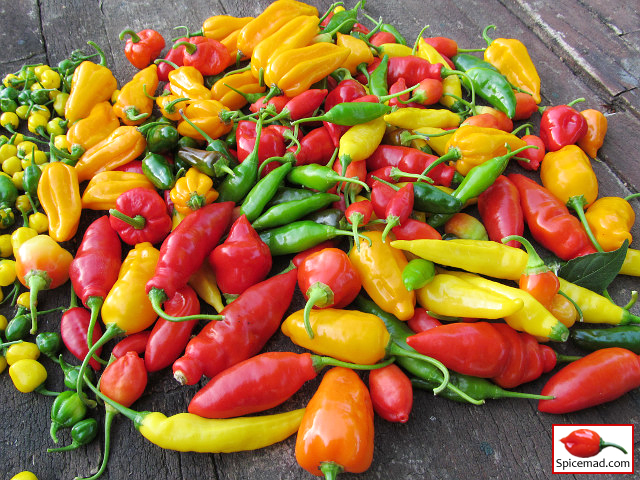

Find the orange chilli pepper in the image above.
[{"left": 577, "top": 108, "right": 608, "bottom": 158}]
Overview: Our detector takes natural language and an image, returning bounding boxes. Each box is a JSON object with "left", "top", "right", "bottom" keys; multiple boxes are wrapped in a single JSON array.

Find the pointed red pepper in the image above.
[
  {"left": 391, "top": 218, "right": 441, "bottom": 241},
  {"left": 111, "top": 331, "right": 151, "bottom": 359},
  {"left": 61, "top": 306, "right": 103, "bottom": 371},
  {"left": 286, "top": 126, "right": 336, "bottom": 166},
  {"left": 267, "top": 89, "right": 328, "bottom": 122},
  {"left": 109, "top": 187, "right": 172, "bottom": 246},
  {"left": 369, "top": 364, "right": 413, "bottom": 423},
  {"left": 381, "top": 182, "right": 414, "bottom": 242},
  {"left": 324, "top": 79, "right": 367, "bottom": 111},
  {"left": 477, "top": 175, "right": 524, "bottom": 248}
]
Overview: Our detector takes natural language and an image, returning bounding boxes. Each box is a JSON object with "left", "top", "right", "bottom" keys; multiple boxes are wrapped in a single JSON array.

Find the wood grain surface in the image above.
[{"left": 0, "top": 1, "right": 639, "bottom": 479}]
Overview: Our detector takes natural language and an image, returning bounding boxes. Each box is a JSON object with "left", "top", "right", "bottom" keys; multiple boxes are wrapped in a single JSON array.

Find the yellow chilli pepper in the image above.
[
  {"left": 65, "top": 101, "right": 120, "bottom": 150},
  {"left": 211, "top": 70, "right": 266, "bottom": 111},
  {"left": 250, "top": 15, "right": 320, "bottom": 79},
  {"left": 540, "top": 144, "right": 598, "bottom": 207},
  {"left": 188, "top": 260, "right": 224, "bottom": 313},
  {"left": 177, "top": 100, "right": 233, "bottom": 142},
  {"left": 391, "top": 238, "right": 528, "bottom": 281},
  {"left": 336, "top": 32, "right": 374, "bottom": 74},
  {"left": 10, "top": 472, "right": 39, "bottom": 480},
  {"left": 376, "top": 43, "right": 414, "bottom": 58},
  {"left": 483, "top": 26, "right": 541, "bottom": 104},
  {"left": 349, "top": 230, "right": 415, "bottom": 321},
  {"left": 558, "top": 278, "right": 640, "bottom": 325},
  {"left": 620, "top": 249, "right": 640, "bottom": 277},
  {"left": 65, "top": 61, "right": 118, "bottom": 123},
  {"left": 448, "top": 270, "right": 570, "bottom": 342},
  {"left": 169, "top": 167, "right": 219, "bottom": 216},
  {"left": 416, "top": 38, "right": 462, "bottom": 110},
  {"left": 74, "top": 126, "right": 147, "bottom": 182},
  {"left": 584, "top": 196, "right": 635, "bottom": 251},
  {"left": 236, "top": 0, "right": 318, "bottom": 57},
  {"left": 412, "top": 126, "right": 455, "bottom": 156},
  {"left": 416, "top": 273, "right": 524, "bottom": 319},
  {"left": 113, "top": 64, "right": 159, "bottom": 126},
  {"left": 444, "top": 125, "right": 527, "bottom": 175},
  {"left": 168, "top": 66, "right": 213, "bottom": 100},
  {"left": 37, "top": 162, "right": 81, "bottom": 242},
  {"left": 384, "top": 108, "right": 462, "bottom": 131},
  {"left": 264, "top": 43, "right": 350, "bottom": 97},
  {"left": 9, "top": 358, "right": 47, "bottom": 393},
  {"left": 338, "top": 116, "right": 386, "bottom": 171},
  {"left": 5, "top": 341, "right": 40, "bottom": 365},
  {"left": 200, "top": 15, "right": 254, "bottom": 41},
  {"left": 81, "top": 170, "right": 155, "bottom": 210},
  {"left": 219, "top": 29, "right": 248, "bottom": 63}
]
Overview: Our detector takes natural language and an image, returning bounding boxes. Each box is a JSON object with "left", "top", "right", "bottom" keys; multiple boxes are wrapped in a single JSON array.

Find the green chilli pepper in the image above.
[
  {"left": 292, "top": 101, "right": 391, "bottom": 127},
  {"left": 141, "top": 152, "right": 176, "bottom": 190},
  {"left": 252, "top": 193, "right": 340, "bottom": 231},
  {"left": 47, "top": 417, "right": 99, "bottom": 453},
  {"left": 369, "top": 54, "right": 389, "bottom": 98},
  {"left": 36, "top": 331, "right": 62, "bottom": 359},
  {"left": 259, "top": 220, "right": 357, "bottom": 256},
  {"left": 145, "top": 123, "right": 180, "bottom": 153},
  {"left": 303, "top": 207, "right": 345, "bottom": 230},
  {"left": 321, "top": 0, "right": 363, "bottom": 36},
  {"left": 265, "top": 187, "right": 316, "bottom": 208},
  {"left": 50, "top": 391, "right": 88, "bottom": 443},
  {"left": 59, "top": 356, "right": 94, "bottom": 391},
  {"left": 571, "top": 326, "right": 640, "bottom": 354},
  {"left": 240, "top": 162, "right": 292, "bottom": 223},
  {"left": 175, "top": 146, "right": 236, "bottom": 178},
  {"left": 4, "top": 312, "right": 30, "bottom": 342},
  {"left": 412, "top": 181, "right": 463, "bottom": 214},
  {"left": 287, "top": 164, "right": 369, "bottom": 192},
  {"left": 0, "top": 174, "right": 18, "bottom": 228},
  {"left": 402, "top": 258, "right": 436, "bottom": 291},
  {"left": 451, "top": 53, "right": 499, "bottom": 72}
]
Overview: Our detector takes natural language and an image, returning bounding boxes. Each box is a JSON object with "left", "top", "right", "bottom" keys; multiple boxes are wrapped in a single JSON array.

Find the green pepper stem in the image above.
[
  {"left": 624, "top": 193, "right": 640, "bottom": 202},
  {"left": 303, "top": 283, "right": 334, "bottom": 339},
  {"left": 482, "top": 24, "right": 497, "bottom": 46},
  {"left": 27, "top": 273, "right": 50, "bottom": 334},
  {"left": 387, "top": 343, "right": 449, "bottom": 394},
  {"left": 85, "top": 296, "right": 108, "bottom": 366},
  {"left": 172, "top": 40, "right": 197, "bottom": 55},
  {"left": 556, "top": 289, "right": 584, "bottom": 323},
  {"left": 555, "top": 353, "right": 582, "bottom": 363},
  {"left": 600, "top": 441, "right": 628, "bottom": 455},
  {"left": 566, "top": 97, "right": 586, "bottom": 108},
  {"left": 319, "top": 462, "right": 343, "bottom": 480},
  {"left": 118, "top": 29, "right": 141, "bottom": 43},
  {"left": 381, "top": 215, "right": 400, "bottom": 243},
  {"left": 87, "top": 41, "right": 108, "bottom": 67},
  {"left": 35, "top": 385, "right": 62, "bottom": 396},
  {"left": 73, "top": 406, "right": 114, "bottom": 480},
  {"left": 501, "top": 235, "right": 550, "bottom": 275},
  {"left": 623, "top": 291, "right": 638, "bottom": 311},
  {"left": 510, "top": 123, "right": 533, "bottom": 136},
  {"left": 312, "top": 355, "right": 396, "bottom": 373},
  {"left": 566, "top": 195, "right": 605, "bottom": 253},
  {"left": 108, "top": 208, "right": 146, "bottom": 229},
  {"left": 148, "top": 287, "right": 224, "bottom": 322}
]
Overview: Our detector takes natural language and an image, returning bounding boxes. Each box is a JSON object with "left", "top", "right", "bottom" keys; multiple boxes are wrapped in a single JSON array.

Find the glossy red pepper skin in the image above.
[
  {"left": 323, "top": 120, "right": 350, "bottom": 148},
  {"left": 145, "top": 201, "right": 235, "bottom": 301},
  {"left": 539, "top": 348, "right": 640, "bottom": 414},
  {"left": 324, "top": 79, "right": 367, "bottom": 111},
  {"left": 392, "top": 218, "right": 442, "bottom": 241},
  {"left": 122, "top": 29, "right": 165, "bottom": 69},
  {"left": 422, "top": 36, "right": 458, "bottom": 58},
  {"left": 280, "top": 89, "right": 328, "bottom": 121},
  {"left": 189, "top": 351, "right": 318, "bottom": 418},
  {"left": 100, "top": 351, "right": 148, "bottom": 407},
  {"left": 370, "top": 31, "right": 398, "bottom": 47},
  {"left": 346, "top": 200, "right": 373, "bottom": 227},
  {"left": 145, "top": 284, "right": 200, "bottom": 372},
  {"left": 69, "top": 216, "right": 122, "bottom": 309},
  {"left": 388, "top": 77, "right": 411, "bottom": 108},
  {"left": 368, "top": 364, "right": 413, "bottom": 423},
  {"left": 287, "top": 126, "right": 336, "bottom": 166},
  {"left": 60, "top": 307, "right": 103, "bottom": 371},
  {"left": 407, "top": 322, "right": 557, "bottom": 388},
  {"left": 114, "top": 160, "right": 144, "bottom": 174},
  {"left": 172, "top": 268, "right": 298, "bottom": 385},
  {"left": 383, "top": 182, "right": 414, "bottom": 237},
  {"left": 477, "top": 175, "right": 524, "bottom": 248},
  {"left": 236, "top": 120, "right": 286, "bottom": 165},
  {"left": 513, "top": 92, "right": 539, "bottom": 120},
  {"left": 406, "top": 308, "right": 443, "bottom": 333},
  {"left": 539, "top": 104, "right": 588, "bottom": 152},
  {"left": 507, "top": 173, "right": 597, "bottom": 260},
  {"left": 179, "top": 37, "right": 230, "bottom": 76},
  {"left": 560, "top": 429, "right": 627, "bottom": 458},
  {"left": 387, "top": 56, "right": 443, "bottom": 87},
  {"left": 250, "top": 94, "right": 290, "bottom": 114},
  {"left": 209, "top": 214, "right": 272, "bottom": 296},
  {"left": 515, "top": 134, "right": 545, "bottom": 171},
  {"left": 157, "top": 37, "right": 187, "bottom": 82},
  {"left": 111, "top": 331, "right": 151, "bottom": 359},
  {"left": 109, "top": 187, "right": 172, "bottom": 246},
  {"left": 292, "top": 240, "right": 338, "bottom": 268},
  {"left": 370, "top": 180, "right": 397, "bottom": 219}
]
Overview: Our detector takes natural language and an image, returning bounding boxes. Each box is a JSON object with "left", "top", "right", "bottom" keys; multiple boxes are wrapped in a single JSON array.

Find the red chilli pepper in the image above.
[
  {"left": 173, "top": 36, "right": 231, "bottom": 76},
  {"left": 370, "top": 31, "right": 398, "bottom": 47},
  {"left": 513, "top": 92, "right": 539, "bottom": 121},
  {"left": 100, "top": 351, "right": 148, "bottom": 408},
  {"left": 539, "top": 103, "right": 588, "bottom": 152},
  {"left": 369, "top": 363, "right": 413, "bottom": 423},
  {"left": 145, "top": 284, "right": 200, "bottom": 372},
  {"left": 370, "top": 179, "right": 397, "bottom": 219},
  {"left": 324, "top": 79, "right": 367, "bottom": 111},
  {"left": 477, "top": 175, "right": 524, "bottom": 248},
  {"left": 560, "top": 429, "right": 627, "bottom": 458},
  {"left": 172, "top": 267, "right": 298, "bottom": 385},
  {"left": 236, "top": 120, "right": 286, "bottom": 164},
  {"left": 292, "top": 240, "right": 338, "bottom": 268},
  {"left": 538, "top": 348, "right": 640, "bottom": 414},
  {"left": 287, "top": 126, "right": 336, "bottom": 166},
  {"left": 61, "top": 307, "right": 103, "bottom": 371},
  {"left": 381, "top": 182, "right": 414, "bottom": 242},
  {"left": 250, "top": 94, "right": 290, "bottom": 114},
  {"left": 268, "top": 89, "right": 328, "bottom": 122},
  {"left": 515, "top": 133, "right": 545, "bottom": 171},
  {"left": 392, "top": 218, "right": 442, "bottom": 241},
  {"left": 111, "top": 331, "right": 151, "bottom": 359},
  {"left": 387, "top": 56, "right": 443, "bottom": 87},
  {"left": 146, "top": 201, "right": 235, "bottom": 320},
  {"left": 109, "top": 187, "right": 172, "bottom": 246},
  {"left": 507, "top": 173, "right": 597, "bottom": 260},
  {"left": 156, "top": 37, "right": 188, "bottom": 82},
  {"left": 297, "top": 247, "right": 362, "bottom": 338},
  {"left": 422, "top": 36, "right": 458, "bottom": 58},
  {"left": 407, "top": 307, "right": 443, "bottom": 333},
  {"left": 120, "top": 28, "right": 166, "bottom": 69},
  {"left": 209, "top": 214, "right": 272, "bottom": 297}
]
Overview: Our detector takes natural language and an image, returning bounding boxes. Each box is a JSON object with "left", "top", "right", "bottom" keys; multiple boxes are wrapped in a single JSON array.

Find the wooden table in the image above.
[{"left": 1, "top": 1, "right": 639, "bottom": 479}]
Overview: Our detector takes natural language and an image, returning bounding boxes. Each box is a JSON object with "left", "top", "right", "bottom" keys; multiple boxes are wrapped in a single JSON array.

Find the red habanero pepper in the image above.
[
  {"left": 209, "top": 214, "right": 272, "bottom": 297},
  {"left": 156, "top": 37, "right": 188, "bottom": 82},
  {"left": 111, "top": 331, "right": 151, "bottom": 359},
  {"left": 145, "top": 284, "right": 200, "bottom": 372},
  {"left": 539, "top": 348, "right": 640, "bottom": 414},
  {"left": 292, "top": 240, "right": 338, "bottom": 268},
  {"left": 515, "top": 133, "right": 545, "bottom": 171},
  {"left": 507, "top": 173, "right": 597, "bottom": 260},
  {"left": 114, "top": 160, "right": 144, "bottom": 174},
  {"left": 69, "top": 216, "right": 122, "bottom": 338},
  {"left": 295, "top": 367, "right": 375, "bottom": 479},
  {"left": 266, "top": 89, "right": 328, "bottom": 123},
  {"left": 298, "top": 248, "right": 362, "bottom": 338},
  {"left": 406, "top": 321, "right": 558, "bottom": 388},
  {"left": 172, "top": 267, "right": 298, "bottom": 385},
  {"left": 188, "top": 351, "right": 387, "bottom": 419},
  {"left": 172, "top": 37, "right": 231, "bottom": 76},
  {"left": 539, "top": 101, "right": 588, "bottom": 152},
  {"left": 368, "top": 364, "right": 413, "bottom": 423},
  {"left": 407, "top": 308, "right": 443, "bottom": 333},
  {"left": 324, "top": 79, "right": 367, "bottom": 111},
  {"left": 146, "top": 201, "right": 235, "bottom": 321},
  {"left": 286, "top": 126, "right": 336, "bottom": 166},
  {"left": 381, "top": 183, "right": 414, "bottom": 242},
  {"left": 513, "top": 92, "right": 539, "bottom": 121},
  {"left": 109, "top": 187, "right": 172, "bottom": 246},
  {"left": 119, "top": 28, "right": 166, "bottom": 69},
  {"left": 61, "top": 306, "right": 103, "bottom": 371},
  {"left": 406, "top": 78, "right": 444, "bottom": 106},
  {"left": 477, "top": 175, "right": 524, "bottom": 248},
  {"left": 392, "top": 218, "right": 442, "bottom": 241},
  {"left": 560, "top": 429, "right": 627, "bottom": 458}
]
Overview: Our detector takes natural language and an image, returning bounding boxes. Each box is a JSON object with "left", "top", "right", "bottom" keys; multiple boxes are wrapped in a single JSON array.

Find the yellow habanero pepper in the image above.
[
  {"left": 101, "top": 242, "right": 160, "bottom": 335},
  {"left": 177, "top": 100, "right": 233, "bottom": 142},
  {"left": 390, "top": 238, "right": 528, "bottom": 281},
  {"left": 113, "top": 64, "right": 159, "bottom": 126},
  {"left": 81, "top": 170, "right": 155, "bottom": 210},
  {"left": 483, "top": 25, "right": 541, "bottom": 104},
  {"left": 416, "top": 38, "right": 462, "bottom": 110},
  {"left": 416, "top": 273, "right": 524, "bottom": 319},
  {"left": 74, "top": 126, "right": 147, "bottom": 182},
  {"left": 251, "top": 15, "right": 320, "bottom": 79},
  {"left": 577, "top": 109, "right": 608, "bottom": 158},
  {"left": 265, "top": 43, "right": 350, "bottom": 97},
  {"left": 9, "top": 358, "right": 47, "bottom": 393},
  {"left": 169, "top": 167, "right": 219, "bottom": 216},
  {"left": 188, "top": 260, "right": 224, "bottom": 313},
  {"left": 156, "top": 93, "right": 190, "bottom": 122},
  {"left": 349, "top": 230, "right": 415, "bottom": 321},
  {"left": 584, "top": 196, "right": 636, "bottom": 252},
  {"left": 5, "top": 341, "right": 40, "bottom": 365},
  {"left": 168, "top": 66, "right": 213, "bottom": 101},
  {"left": 384, "top": 107, "right": 462, "bottom": 131},
  {"left": 282, "top": 308, "right": 391, "bottom": 365},
  {"left": 37, "top": 162, "right": 81, "bottom": 242},
  {"left": 447, "top": 270, "right": 570, "bottom": 342},
  {"left": 540, "top": 144, "right": 598, "bottom": 207},
  {"left": 336, "top": 32, "right": 374, "bottom": 74},
  {"left": 200, "top": 15, "right": 254, "bottom": 41},
  {"left": 444, "top": 125, "right": 526, "bottom": 175},
  {"left": 236, "top": 0, "right": 318, "bottom": 57},
  {"left": 65, "top": 61, "right": 118, "bottom": 123},
  {"left": 66, "top": 101, "right": 120, "bottom": 150},
  {"left": 211, "top": 70, "right": 266, "bottom": 111}
]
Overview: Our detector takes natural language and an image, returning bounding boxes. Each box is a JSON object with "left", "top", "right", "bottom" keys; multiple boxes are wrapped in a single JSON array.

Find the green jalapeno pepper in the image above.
[
  {"left": 571, "top": 326, "right": 640, "bottom": 354},
  {"left": 144, "top": 123, "right": 180, "bottom": 154},
  {"left": 141, "top": 152, "right": 176, "bottom": 190},
  {"left": 252, "top": 193, "right": 341, "bottom": 231},
  {"left": 258, "top": 220, "right": 357, "bottom": 256},
  {"left": 240, "top": 162, "right": 293, "bottom": 222}
]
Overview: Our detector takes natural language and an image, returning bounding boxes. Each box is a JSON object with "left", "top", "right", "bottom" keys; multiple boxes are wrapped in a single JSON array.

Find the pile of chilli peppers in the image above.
[{"left": 0, "top": 0, "right": 639, "bottom": 478}]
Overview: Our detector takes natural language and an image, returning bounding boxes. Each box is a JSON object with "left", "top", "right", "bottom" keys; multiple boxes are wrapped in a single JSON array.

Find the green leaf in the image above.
[{"left": 557, "top": 240, "right": 629, "bottom": 293}]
